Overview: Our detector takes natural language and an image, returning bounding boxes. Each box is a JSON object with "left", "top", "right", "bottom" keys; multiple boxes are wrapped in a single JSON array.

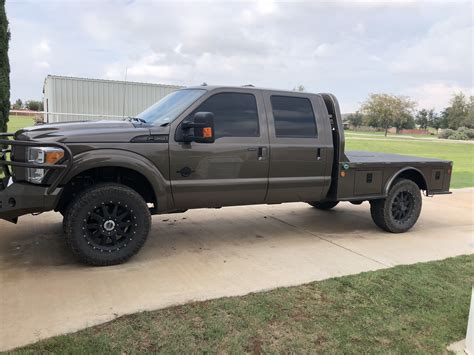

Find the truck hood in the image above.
[{"left": 14, "top": 120, "right": 154, "bottom": 143}]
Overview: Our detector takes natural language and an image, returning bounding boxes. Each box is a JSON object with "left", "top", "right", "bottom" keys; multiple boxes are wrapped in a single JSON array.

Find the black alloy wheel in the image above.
[
  {"left": 370, "top": 178, "right": 422, "bottom": 233},
  {"left": 390, "top": 190, "right": 415, "bottom": 224},
  {"left": 64, "top": 183, "right": 151, "bottom": 266},
  {"left": 83, "top": 201, "right": 138, "bottom": 253}
]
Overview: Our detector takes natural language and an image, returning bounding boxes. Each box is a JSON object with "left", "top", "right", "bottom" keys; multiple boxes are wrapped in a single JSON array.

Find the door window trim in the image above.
[
  {"left": 176, "top": 91, "right": 261, "bottom": 141},
  {"left": 270, "top": 95, "right": 318, "bottom": 139}
]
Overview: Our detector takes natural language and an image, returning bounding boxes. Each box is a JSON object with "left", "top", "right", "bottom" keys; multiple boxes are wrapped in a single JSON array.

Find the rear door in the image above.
[
  {"left": 169, "top": 88, "right": 270, "bottom": 209},
  {"left": 263, "top": 92, "right": 333, "bottom": 203}
]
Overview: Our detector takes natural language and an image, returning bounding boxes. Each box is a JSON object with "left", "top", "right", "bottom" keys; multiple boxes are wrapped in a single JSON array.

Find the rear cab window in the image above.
[{"left": 270, "top": 95, "right": 318, "bottom": 138}]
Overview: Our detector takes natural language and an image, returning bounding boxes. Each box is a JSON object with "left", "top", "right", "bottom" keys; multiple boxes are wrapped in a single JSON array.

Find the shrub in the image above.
[
  {"left": 448, "top": 131, "right": 469, "bottom": 140},
  {"left": 33, "top": 113, "right": 44, "bottom": 124},
  {"left": 438, "top": 129, "right": 454, "bottom": 139},
  {"left": 440, "top": 127, "right": 474, "bottom": 140},
  {"left": 25, "top": 100, "right": 43, "bottom": 111},
  {"left": 457, "top": 126, "right": 474, "bottom": 139}
]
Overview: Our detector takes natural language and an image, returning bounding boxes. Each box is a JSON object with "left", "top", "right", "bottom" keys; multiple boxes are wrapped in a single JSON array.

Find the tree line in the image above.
[
  {"left": 347, "top": 92, "right": 474, "bottom": 137},
  {"left": 11, "top": 98, "right": 44, "bottom": 111}
]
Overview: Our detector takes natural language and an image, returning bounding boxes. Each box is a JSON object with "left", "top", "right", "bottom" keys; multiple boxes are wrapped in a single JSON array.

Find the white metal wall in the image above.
[{"left": 43, "top": 75, "right": 182, "bottom": 123}]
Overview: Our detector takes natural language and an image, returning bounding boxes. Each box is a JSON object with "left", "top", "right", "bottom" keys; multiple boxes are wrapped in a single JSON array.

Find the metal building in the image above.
[{"left": 43, "top": 75, "right": 182, "bottom": 123}]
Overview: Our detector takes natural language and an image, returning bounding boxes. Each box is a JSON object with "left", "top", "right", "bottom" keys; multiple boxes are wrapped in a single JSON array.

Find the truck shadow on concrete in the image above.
[{"left": 0, "top": 202, "right": 399, "bottom": 270}]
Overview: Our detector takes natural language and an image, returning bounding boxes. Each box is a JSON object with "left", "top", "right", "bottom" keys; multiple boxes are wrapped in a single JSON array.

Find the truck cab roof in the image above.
[{"left": 185, "top": 85, "right": 324, "bottom": 97}]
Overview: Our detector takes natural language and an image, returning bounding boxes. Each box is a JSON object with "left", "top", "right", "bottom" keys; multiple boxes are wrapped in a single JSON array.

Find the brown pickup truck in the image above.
[{"left": 0, "top": 86, "right": 452, "bottom": 265}]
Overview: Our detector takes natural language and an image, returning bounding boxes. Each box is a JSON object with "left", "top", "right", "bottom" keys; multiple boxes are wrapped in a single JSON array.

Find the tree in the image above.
[
  {"left": 392, "top": 111, "right": 415, "bottom": 132},
  {"left": 443, "top": 92, "right": 470, "bottom": 129},
  {"left": 361, "top": 93, "right": 416, "bottom": 136},
  {"left": 25, "top": 100, "right": 44, "bottom": 111},
  {"left": 347, "top": 111, "right": 363, "bottom": 128},
  {"left": 415, "top": 109, "right": 429, "bottom": 129},
  {"left": 293, "top": 85, "right": 306, "bottom": 92},
  {"left": 466, "top": 95, "right": 474, "bottom": 128},
  {"left": 427, "top": 109, "right": 444, "bottom": 134},
  {"left": 12, "top": 98, "right": 22, "bottom": 109},
  {"left": 0, "top": 0, "right": 10, "bottom": 132}
]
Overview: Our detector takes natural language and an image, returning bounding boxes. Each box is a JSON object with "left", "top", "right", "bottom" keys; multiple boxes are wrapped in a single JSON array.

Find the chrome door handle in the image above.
[{"left": 258, "top": 147, "right": 268, "bottom": 161}]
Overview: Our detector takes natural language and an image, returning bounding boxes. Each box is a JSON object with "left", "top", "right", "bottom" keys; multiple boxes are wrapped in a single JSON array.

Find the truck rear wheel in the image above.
[
  {"left": 64, "top": 183, "right": 151, "bottom": 266},
  {"left": 370, "top": 178, "right": 422, "bottom": 233},
  {"left": 309, "top": 201, "right": 339, "bottom": 210}
]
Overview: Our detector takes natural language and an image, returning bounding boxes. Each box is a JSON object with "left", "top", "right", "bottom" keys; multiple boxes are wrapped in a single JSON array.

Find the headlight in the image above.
[{"left": 26, "top": 147, "right": 65, "bottom": 184}]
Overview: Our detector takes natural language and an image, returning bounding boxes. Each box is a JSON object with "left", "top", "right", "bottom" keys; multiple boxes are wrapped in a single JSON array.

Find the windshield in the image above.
[{"left": 137, "top": 89, "right": 206, "bottom": 125}]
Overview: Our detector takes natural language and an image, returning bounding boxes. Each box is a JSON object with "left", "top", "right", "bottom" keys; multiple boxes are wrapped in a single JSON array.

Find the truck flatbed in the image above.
[{"left": 346, "top": 151, "right": 451, "bottom": 165}]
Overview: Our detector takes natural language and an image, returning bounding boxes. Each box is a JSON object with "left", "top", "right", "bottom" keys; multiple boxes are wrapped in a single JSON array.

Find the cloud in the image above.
[
  {"left": 368, "top": 55, "right": 382, "bottom": 62},
  {"left": 32, "top": 40, "right": 51, "bottom": 56},
  {"left": 403, "top": 82, "right": 473, "bottom": 111},
  {"left": 313, "top": 43, "right": 336, "bottom": 58},
  {"left": 30, "top": 39, "right": 52, "bottom": 69},
  {"left": 5, "top": 0, "right": 473, "bottom": 113},
  {"left": 35, "top": 61, "right": 50, "bottom": 69},
  {"left": 388, "top": 14, "right": 473, "bottom": 78},
  {"left": 255, "top": 0, "right": 278, "bottom": 15},
  {"left": 354, "top": 22, "right": 366, "bottom": 34}
]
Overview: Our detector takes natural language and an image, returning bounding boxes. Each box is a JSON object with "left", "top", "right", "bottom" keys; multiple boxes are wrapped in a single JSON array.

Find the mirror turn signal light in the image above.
[{"left": 203, "top": 127, "right": 213, "bottom": 138}]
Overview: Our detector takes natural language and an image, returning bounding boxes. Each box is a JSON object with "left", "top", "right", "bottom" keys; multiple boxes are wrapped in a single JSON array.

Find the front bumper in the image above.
[{"left": 0, "top": 177, "right": 62, "bottom": 223}]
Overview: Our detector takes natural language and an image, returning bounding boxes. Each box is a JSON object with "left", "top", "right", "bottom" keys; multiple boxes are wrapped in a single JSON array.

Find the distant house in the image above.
[
  {"left": 341, "top": 113, "right": 351, "bottom": 130},
  {"left": 43, "top": 75, "right": 182, "bottom": 123}
]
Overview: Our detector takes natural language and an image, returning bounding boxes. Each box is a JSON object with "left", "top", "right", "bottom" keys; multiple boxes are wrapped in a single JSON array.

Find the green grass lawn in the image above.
[
  {"left": 0, "top": 116, "right": 35, "bottom": 179},
  {"left": 7, "top": 115, "right": 35, "bottom": 132},
  {"left": 345, "top": 131, "right": 436, "bottom": 139},
  {"left": 13, "top": 255, "right": 474, "bottom": 354},
  {"left": 346, "top": 138, "right": 474, "bottom": 188}
]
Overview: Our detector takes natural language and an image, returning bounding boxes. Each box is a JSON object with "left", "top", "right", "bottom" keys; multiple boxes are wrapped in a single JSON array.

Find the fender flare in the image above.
[
  {"left": 383, "top": 167, "right": 429, "bottom": 195},
  {"left": 61, "top": 149, "right": 172, "bottom": 211}
]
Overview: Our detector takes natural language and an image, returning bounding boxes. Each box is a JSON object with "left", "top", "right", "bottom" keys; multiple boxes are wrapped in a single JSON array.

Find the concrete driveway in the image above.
[{"left": 1, "top": 189, "right": 473, "bottom": 351}]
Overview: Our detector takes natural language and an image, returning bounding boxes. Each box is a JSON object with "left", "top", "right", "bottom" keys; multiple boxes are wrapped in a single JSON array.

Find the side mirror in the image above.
[{"left": 181, "top": 112, "right": 215, "bottom": 143}]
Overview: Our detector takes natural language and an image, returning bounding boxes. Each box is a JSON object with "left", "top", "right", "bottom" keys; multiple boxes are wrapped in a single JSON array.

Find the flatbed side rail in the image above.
[{"left": 0, "top": 133, "right": 73, "bottom": 194}]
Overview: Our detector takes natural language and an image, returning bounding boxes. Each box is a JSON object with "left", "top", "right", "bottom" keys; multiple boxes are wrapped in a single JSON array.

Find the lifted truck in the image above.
[{"left": 0, "top": 86, "right": 452, "bottom": 265}]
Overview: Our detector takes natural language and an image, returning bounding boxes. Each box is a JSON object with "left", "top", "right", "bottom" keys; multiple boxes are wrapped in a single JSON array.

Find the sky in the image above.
[{"left": 5, "top": 0, "right": 473, "bottom": 113}]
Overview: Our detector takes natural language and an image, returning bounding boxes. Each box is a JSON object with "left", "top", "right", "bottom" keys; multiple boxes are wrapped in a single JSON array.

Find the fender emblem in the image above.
[{"left": 177, "top": 167, "right": 195, "bottom": 177}]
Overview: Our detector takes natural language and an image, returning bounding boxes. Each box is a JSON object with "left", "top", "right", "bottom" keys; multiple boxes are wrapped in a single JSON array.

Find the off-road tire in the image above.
[
  {"left": 309, "top": 200, "right": 339, "bottom": 210},
  {"left": 64, "top": 183, "right": 151, "bottom": 266},
  {"left": 370, "top": 178, "right": 422, "bottom": 233}
]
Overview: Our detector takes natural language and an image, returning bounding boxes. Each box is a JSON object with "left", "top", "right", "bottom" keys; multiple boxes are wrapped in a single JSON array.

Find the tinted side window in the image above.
[
  {"left": 271, "top": 96, "right": 317, "bottom": 138},
  {"left": 195, "top": 93, "right": 259, "bottom": 139}
]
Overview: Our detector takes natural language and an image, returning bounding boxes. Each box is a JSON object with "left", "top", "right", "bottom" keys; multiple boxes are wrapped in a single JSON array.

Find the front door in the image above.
[
  {"left": 263, "top": 92, "right": 333, "bottom": 203},
  {"left": 169, "top": 89, "right": 270, "bottom": 209}
]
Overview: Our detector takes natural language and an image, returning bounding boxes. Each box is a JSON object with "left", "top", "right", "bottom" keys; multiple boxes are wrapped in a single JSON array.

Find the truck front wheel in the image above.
[
  {"left": 64, "top": 183, "right": 151, "bottom": 266},
  {"left": 309, "top": 201, "right": 339, "bottom": 210},
  {"left": 370, "top": 178, "right": 422, "bottom": 233}
]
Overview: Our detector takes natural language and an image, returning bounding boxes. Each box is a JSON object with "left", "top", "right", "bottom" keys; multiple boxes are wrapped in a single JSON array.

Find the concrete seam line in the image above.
[
  {"left": 269, "top": 215, "right": 390, "bottom": 267},
  {"left": 249, "top": 206, "right": 390, "bottom": 267}
]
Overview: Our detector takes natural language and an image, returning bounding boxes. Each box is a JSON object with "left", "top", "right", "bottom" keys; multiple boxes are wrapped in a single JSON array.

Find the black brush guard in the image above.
[{"left": 0, "top": 133, "right": 73, "bottom": 194}]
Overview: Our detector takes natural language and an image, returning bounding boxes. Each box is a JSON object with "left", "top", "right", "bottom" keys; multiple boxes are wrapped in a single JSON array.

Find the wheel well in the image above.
[
  {"left": 390, "top": 169, "right": 428, "bottom": 192},
  {"left": 56, "top": 167, "right": 156, "bottom": 214}
]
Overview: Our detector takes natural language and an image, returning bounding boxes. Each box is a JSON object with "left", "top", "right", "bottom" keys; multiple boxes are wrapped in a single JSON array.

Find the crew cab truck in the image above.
[{"left": 0, "top": 86, "right": 452, "bottom": 265}]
